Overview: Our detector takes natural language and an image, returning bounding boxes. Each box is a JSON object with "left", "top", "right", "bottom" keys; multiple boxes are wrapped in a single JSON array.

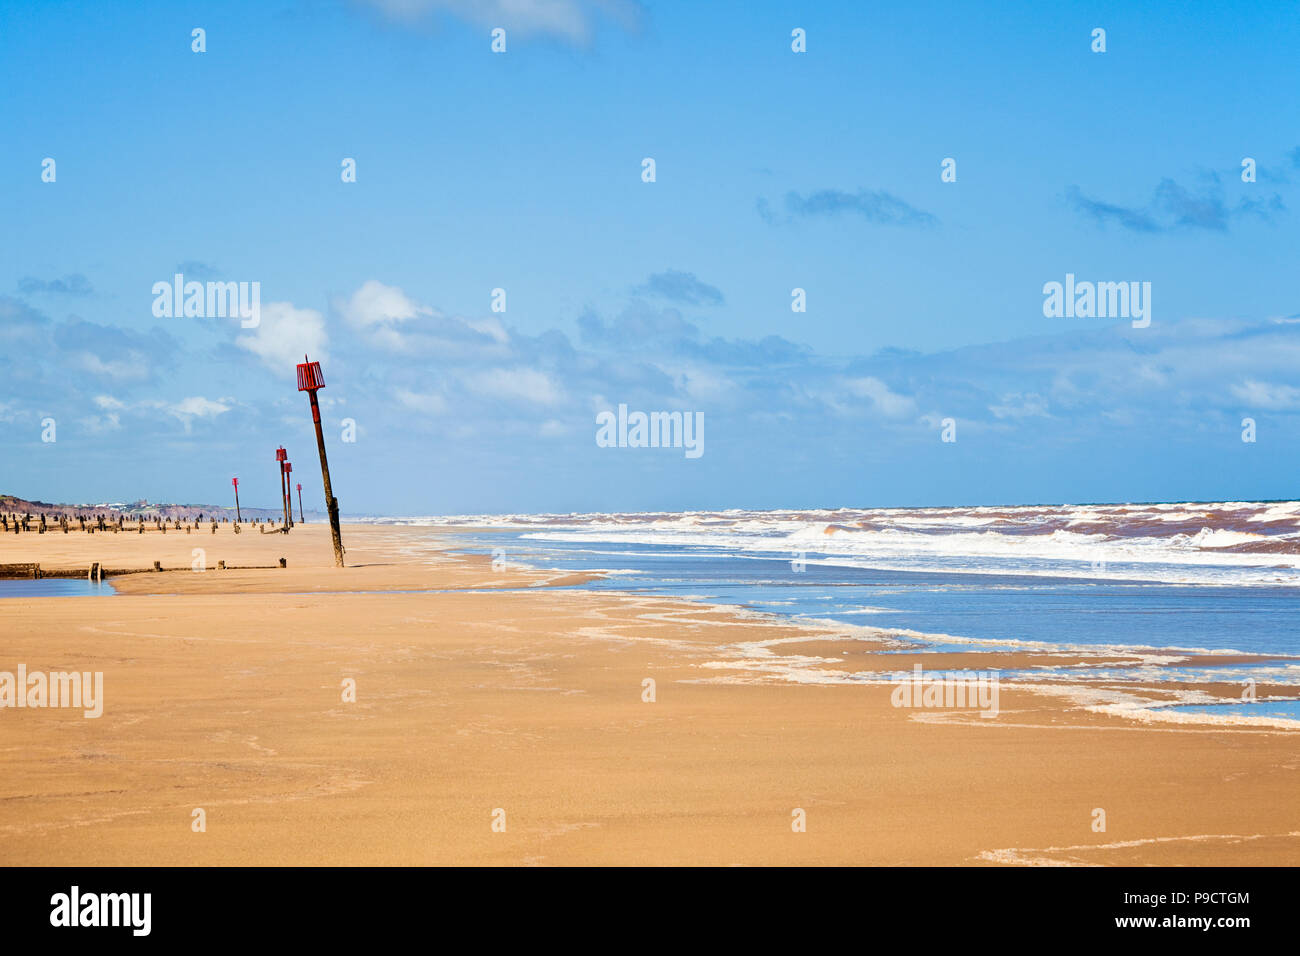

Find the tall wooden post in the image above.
[
  {"left": 275, "top": 447, "right": 289, "bottom": 532},
  {"left": 232, "top": 477, "right": 242, "bottom": 523},
  {"left": 296, "top": 482, "right": 305, "bottom": 523},
  {"left": 284, "top": 461, "right": 294, "bottom": 529},
  {"left": 297, "top": 357, "right": 344, "bottom": 567}
]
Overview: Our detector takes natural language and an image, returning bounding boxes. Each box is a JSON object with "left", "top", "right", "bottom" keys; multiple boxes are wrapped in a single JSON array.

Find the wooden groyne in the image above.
[
  {"left": 1, "top": 513, "right": 290, "bottom": 536},
  {"left": 1, "top": 510, "right": 294, "bottom": 581},
  {"left": 0, "top": 560, "right": 288, "bottom": 581}
]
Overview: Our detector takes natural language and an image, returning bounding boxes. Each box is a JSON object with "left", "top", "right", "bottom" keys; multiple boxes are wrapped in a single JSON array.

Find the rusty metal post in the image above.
[
  {"left": 311, "top": 389, "right": 343, "bottom": 565},
  {"left": 275, "top": 448, "right": 289, "bottom": 532},
  {"left": 297, "top": 356, "right": 344, "bottom": 567},
  {"left": 284, "top": 461, "right": 294, "bottom": 530}
]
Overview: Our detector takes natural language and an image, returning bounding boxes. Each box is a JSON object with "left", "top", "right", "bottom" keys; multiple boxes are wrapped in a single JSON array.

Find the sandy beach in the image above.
[{"left": 1, "top": 524, "right": 1296, "bottom": 866}]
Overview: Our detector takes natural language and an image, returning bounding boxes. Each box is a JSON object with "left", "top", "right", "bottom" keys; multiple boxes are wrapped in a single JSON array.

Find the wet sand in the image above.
[{"left": 1, "top": 524, "right": 1296, "bottom": 865}]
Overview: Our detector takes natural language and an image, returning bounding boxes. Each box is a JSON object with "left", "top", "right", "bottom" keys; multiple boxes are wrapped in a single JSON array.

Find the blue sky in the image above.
[{"left": 2, "top": 0, "right": 1298, "bottom": 514}]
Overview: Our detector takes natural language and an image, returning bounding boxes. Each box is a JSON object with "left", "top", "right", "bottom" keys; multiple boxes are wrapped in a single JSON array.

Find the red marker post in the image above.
[
  {"left": 284, "top": 461, "right": 293, "bottom": 529},
  {"left": 232, "top": 477, "right": 241, "bottom": 523},
  {"left": 297, "top": 356, "right": 344, "bottom": 566},
  {"left": 296, "top": 482, "right": 305, "bottom": 524},
  {"left": 275, "top": 446, "right": 288, "bottom": 532}
]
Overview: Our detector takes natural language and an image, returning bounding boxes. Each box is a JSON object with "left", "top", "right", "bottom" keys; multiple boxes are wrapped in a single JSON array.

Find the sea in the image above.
[
  {"left": 364, "top": 500, "right": 1300, "bottom": 725},
  {"left": 0, "top": 579, "right": 115, "bottom": 598}
]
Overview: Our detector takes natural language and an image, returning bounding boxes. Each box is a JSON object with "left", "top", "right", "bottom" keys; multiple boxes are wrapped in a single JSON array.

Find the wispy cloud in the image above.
[
  {"left": 989, "top": 392, "right": 1050, "bottom": 420},
  {"left": 580, "top": 302, "right": 697, "bottom": 349},
  {"left": 175, "top": 260, "right": 222, "bottom": 281},
  {"left": 1230, "top": 379, "right": 1300, "bottom": 410},
  {"left": 331, "top": 279, "right": 510, "bottom": 360},
  {"left": 84, "top": 394, "right": 233, "bottom": 434},
  {"left": 0, "top": 297, "right": 51, "bottom": 349},
  {"left": 17, "top": 274, "right": 93, "bottom": 296},
  {"left": 53, "top": 317, "right": 176, "bottom": 384},
  {"left": 395, "top": 388, "right": 449, "bottom": 416},
  {"left": 1063, "top": 186, "right": 1160, "bottom": 232},
  {"left": 10, "top": 274, "right": 1300, "bottom": 503},
  {"left": 1066, "top": 175, "right": 1286, "bottom": 233},
  {"left": 842, "top": 376, "right": 917, "bottom": 418},
  {"left": 355, "top": 0, "right": 643, "bottom": 44},
  {"left": 634, "top": 270, "right": 724, "bottom": 306},
  {"left": 467, "top": 367, "right": 563, "bottom": 405},
  {"left": 758, "top": 188, "right": 938, "bottom": 228}
]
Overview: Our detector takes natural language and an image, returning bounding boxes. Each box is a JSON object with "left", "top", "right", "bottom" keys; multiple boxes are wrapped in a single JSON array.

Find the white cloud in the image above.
[
  {"left": 467, "top": 316, "right": 509, "bottom": 344},
  {"left": 236, "top": 301, "right": 328, "bottom": 371},
  {"left": 79, "top": 413, "right": 121, "bottom": 433},
  {"left": 468, "top": 367, "right": 562, "bottom": 405},
  {"left": 337, "top": 280, "right": 508, "bottom": 354},
  {"left": 395, "top": 389, "right": 449, "bottom": 416},
  {"left": 1230, "top": 379, "right": 1300, "bottom": 410},
  {"left": 170, "top": 396, "right": 231, "bottom": 419},
  {"left": 158, "top": 396, "right": 230, "bottom": 434},
  {"left": 88, "top": 395, "right": 232, "bottom": 434},
  {"left": 340, "top": 279, "right": 433, "bottom": 329},
  {"left": 661, "top": 363, "right": 735, "bottom": 402},
  {"left": 358, "top": 0, "right": 641, "bottom": 44},
  {"left": 93, "top": 394, "right": 230, "bottom": 423},
  {"left": 70, "top": 352, "right": 151, "bottom": 383},
  {"left": 844, "top": 376, "right": 916, "bottom": 418},
  {"left": 990, "top": 392, "right": 1049, "bottom": 419}
]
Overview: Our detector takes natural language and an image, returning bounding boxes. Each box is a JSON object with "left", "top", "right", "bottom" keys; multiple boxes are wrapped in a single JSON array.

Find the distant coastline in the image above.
[{"left": 0, "top": 493, "right": 319, "bottom": 523}]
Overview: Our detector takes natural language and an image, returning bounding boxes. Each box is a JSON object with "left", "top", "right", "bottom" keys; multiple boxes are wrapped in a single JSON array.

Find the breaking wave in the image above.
[{"left": 360, "top": 501, "right": 1300, "bottom": 587}]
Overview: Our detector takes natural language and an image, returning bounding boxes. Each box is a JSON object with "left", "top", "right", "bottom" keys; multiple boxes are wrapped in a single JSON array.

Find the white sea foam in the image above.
[
  {"left": 358, "top": 501, "right": 1300, "bottom": 586},
  {"left": 359, "top": 502, "right": 1300, "bottom": 726}
]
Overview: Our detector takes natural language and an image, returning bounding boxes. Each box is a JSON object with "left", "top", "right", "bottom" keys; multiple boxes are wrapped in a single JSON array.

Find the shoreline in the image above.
[
  {"left": 1, "top": 524, "right": 1297, "bottom": 865},
  {"left": 9, "top": 520, "right": 1300, "bottom": 729}
]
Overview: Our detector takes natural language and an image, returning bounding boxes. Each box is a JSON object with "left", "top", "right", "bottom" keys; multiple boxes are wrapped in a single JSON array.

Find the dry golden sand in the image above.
[{"left": 1, "top": 523, "right": 1297, "bottom": 866}]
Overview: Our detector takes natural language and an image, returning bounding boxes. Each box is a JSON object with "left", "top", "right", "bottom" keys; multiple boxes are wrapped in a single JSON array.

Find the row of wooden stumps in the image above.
[
  {"left": 2, "top": 514, "right": 292, "bottom": 535},
  {"left": 0, "top": 558, "right": 288, "bottom": 580}
]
